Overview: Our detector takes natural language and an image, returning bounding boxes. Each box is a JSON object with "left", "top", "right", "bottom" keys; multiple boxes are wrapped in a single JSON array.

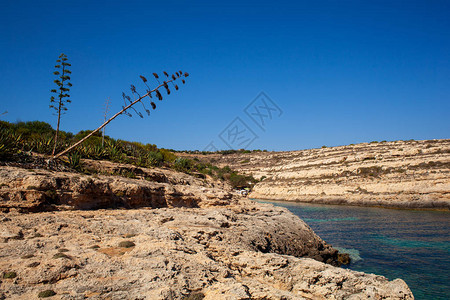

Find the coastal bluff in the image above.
[
  {"left": 210, "top": 139, "right": 450, "bottom": 210},
  {"left": 0, "top": 162, "right": 413, "bottom": 299}
]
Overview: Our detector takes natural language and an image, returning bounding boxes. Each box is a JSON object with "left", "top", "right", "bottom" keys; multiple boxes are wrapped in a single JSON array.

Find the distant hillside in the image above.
[{"left": 183, "top": 139, "right": 450, "bottom": 209}]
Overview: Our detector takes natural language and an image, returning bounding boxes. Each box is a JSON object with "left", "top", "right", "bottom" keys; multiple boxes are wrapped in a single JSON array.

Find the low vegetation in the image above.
[
  {"left": 2, "top": 271, "right": 17, "bottom": 279},
  {"left": 38, "top": 290, "right": 56, "bottom": 298},
  {"left": 170, "top": 148, "right": 268, "bottom": 155},
  {"left": 183, "top": 293, "right": 205, "bottom": 300},
  {"left": 0, "top": 120, "right": 260, "bottom": 189}
]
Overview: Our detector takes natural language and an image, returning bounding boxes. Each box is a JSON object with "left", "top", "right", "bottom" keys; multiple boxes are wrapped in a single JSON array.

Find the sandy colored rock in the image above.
[
  {"left": 0, "top": 165, "right": 234, "bottom": 212},
  {"left": 0, "top": 205, "right": 412, "bottom": 299},
  {"left": 0, "top": 161, "right": 413, "bottom": 299},
  {"left": 195, "top": 139, "right": 450, "bottom": 209}
]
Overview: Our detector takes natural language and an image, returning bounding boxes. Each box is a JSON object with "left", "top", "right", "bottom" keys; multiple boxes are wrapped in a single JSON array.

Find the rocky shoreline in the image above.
[
  {"left": 205, "top": 139, "right": 450, "bottom": 210},
  {"left": 0, "top": 162, "right": 414, "bottom": 299},
  {"left": 250, "top": 194, "right": 450, "bottom": 210}
]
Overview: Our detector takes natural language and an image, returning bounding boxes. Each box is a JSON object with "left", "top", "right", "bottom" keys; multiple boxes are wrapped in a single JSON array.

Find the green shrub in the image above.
[
  {"left": 358, "top": 166, "right": 383, "bottom": 177},
  {"left": 222, "top": 166, "right": 231, "bottom": 173},
  {"left": 0, "top": 120, "right": 72, "bottom": 158},
  {"left": 114, "top": 191, "right": 125, "bottom": 197},
  {"left": 120, "top": 140, "right": 145, "bottom": 157},
  {"left": 74, "top": 130, "right": 102, "bottom": 140},
  {"left": 183, "top": 292, "right": 205, "bottom": 300},
  {"left": 220, "top": 149, "right": 238, "bottom": 155},
  {"left": 38, "top": 290, "right": 56, "bottom": 298},
  {"left": 147, "top": 151, "right": 164, "bottom": 167},
  {"left": 144, "top": 143, "right": 158, "bottom": 152},
  {"left": 0, "top": 120, "right": 11, "bottom": 129},
  {"left": 195, "top": 162, "right": 213, "bottom": 175},
  {"left": 12, "top": 121, "right": 54, "bottom": 138},
  {"left": 173, "top": 157, "right": 193, "bottom": 172},
  {"left": 159, "top": 148, "right": 176, "bottom": 162},
  {"left": 228, "top": 173, "right": 258, "bottom": 189},
  {"left": 2, "top": 271, "right": 17, "bottom": 279},
  {"left": 136, "top": 154, "right": 146, "bottom": 167},
  {"left": 120, "top": 170, "right": 136, "bottom": 178}
]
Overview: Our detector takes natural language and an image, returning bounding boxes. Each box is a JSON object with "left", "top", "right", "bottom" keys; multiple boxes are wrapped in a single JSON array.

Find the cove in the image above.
[{"left": 256, "top": 199, "right": 450, "bottom": 300}]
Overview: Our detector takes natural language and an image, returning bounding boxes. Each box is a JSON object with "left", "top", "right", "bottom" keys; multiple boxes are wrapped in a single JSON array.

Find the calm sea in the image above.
[{"left": 256, "top": 200, "right": 450, "bottom": 300}]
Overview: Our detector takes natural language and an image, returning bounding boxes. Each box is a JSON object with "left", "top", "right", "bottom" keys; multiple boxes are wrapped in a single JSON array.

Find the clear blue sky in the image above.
[{"left": 1, "top": 0, "right": 449, "bottom": 151}]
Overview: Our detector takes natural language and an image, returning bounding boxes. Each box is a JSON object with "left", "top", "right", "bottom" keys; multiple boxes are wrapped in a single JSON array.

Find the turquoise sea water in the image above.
[{"left": 256, "top": 200, "right": 450, "bottom": 300}]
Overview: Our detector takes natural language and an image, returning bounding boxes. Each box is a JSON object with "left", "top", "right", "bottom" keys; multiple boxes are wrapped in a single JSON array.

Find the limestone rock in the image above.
[
  {"left": 195, "top": 139, "right": 450, "bottom": 209},
  {"left": 0, "top": 163, "right": 414, "bottom": 299},
  {"left": 0, "top": 166, "right": 235, "bottom": 212},
  {"left": 0, "top": 207, "right": 413, "bottom": 299}
]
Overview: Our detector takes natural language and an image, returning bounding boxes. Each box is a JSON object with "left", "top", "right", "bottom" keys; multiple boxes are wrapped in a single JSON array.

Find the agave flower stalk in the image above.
[
  {"left": 50, "top": 53, "right": 72, "bottom": 156},
  {"left": 53, "top": 71, "right": 188, "bottom": 159}
]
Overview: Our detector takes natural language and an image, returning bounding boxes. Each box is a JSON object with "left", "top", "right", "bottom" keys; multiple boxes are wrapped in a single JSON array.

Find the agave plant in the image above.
[
  {"left": 146, "top": 151, "right": 164, "bottom": 167},
  {"left": 104, "top": 140, "right": 127, "bottom": 162},
  {"left": 90, "top": 145, "right": 107, "bottom": 160},
  {"left": 136, "top": 154, "right": 146, "bottom": 167},
  {"left": 78, "top": 145, "right": 92, "bottom": 159},
  {"left": 0, "top": 128, "right": 22, "bottom": 158},
  {"left": 173, "top": 157, "right": 192, "bottom": 173},
  {"left": 30, "top": 135, "right": 54, "bottom": 155},
  {"left": 121, "top": 141, "right": 139, "bottom": 157},
  {"left": 78, "top": 144, "right": 107, "bottom": 160},
  {"left": 68, "top": 151, "right": 82, "bottom": 170}
]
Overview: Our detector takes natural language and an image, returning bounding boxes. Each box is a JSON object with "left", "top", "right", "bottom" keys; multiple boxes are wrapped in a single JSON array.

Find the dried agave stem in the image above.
[{"left": 53, "top": 78, "right": 177, "bottom": 159}]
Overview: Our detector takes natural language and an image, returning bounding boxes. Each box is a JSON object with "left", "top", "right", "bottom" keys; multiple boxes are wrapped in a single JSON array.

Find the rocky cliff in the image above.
[
  {"left": 0, "top": 162, "right": 232, "bottom": 212},
  {"left": 0, "top": 161, "right": 413, "bottom": 299},
  {"left": 210, "top": 139, "right": 450, "bottom": 209}
]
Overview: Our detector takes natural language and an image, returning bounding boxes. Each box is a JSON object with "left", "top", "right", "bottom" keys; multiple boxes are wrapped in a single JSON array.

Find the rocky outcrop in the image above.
[
  {"left": 0, "top": 165, "right": 233, "bottom": 212},
  {"left": 0, "top": 205, "right": 413, "bottom": 299},
  {"left": 0, "top": 164, "right": 339, "bottom": 261},
  {"left": 0, "top": 163, "right": 413, "bottom": 298},
  {"left": 208, "top": 139, "right": 450, "bottom": 209}
]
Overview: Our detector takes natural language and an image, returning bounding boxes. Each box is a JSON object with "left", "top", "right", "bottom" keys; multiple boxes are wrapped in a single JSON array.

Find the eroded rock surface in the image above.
[
  {"left": 202, "top": 139, "right": 450, "bottom": 209},
  {"left": 0, "top": 165, "right": 233, "bottom": 212},
  {"left": 0, "top": 163, "right": 413, "bottom": 299},
  {"left": 0, "top": 205, "right": 412, "bottom": 299}
]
